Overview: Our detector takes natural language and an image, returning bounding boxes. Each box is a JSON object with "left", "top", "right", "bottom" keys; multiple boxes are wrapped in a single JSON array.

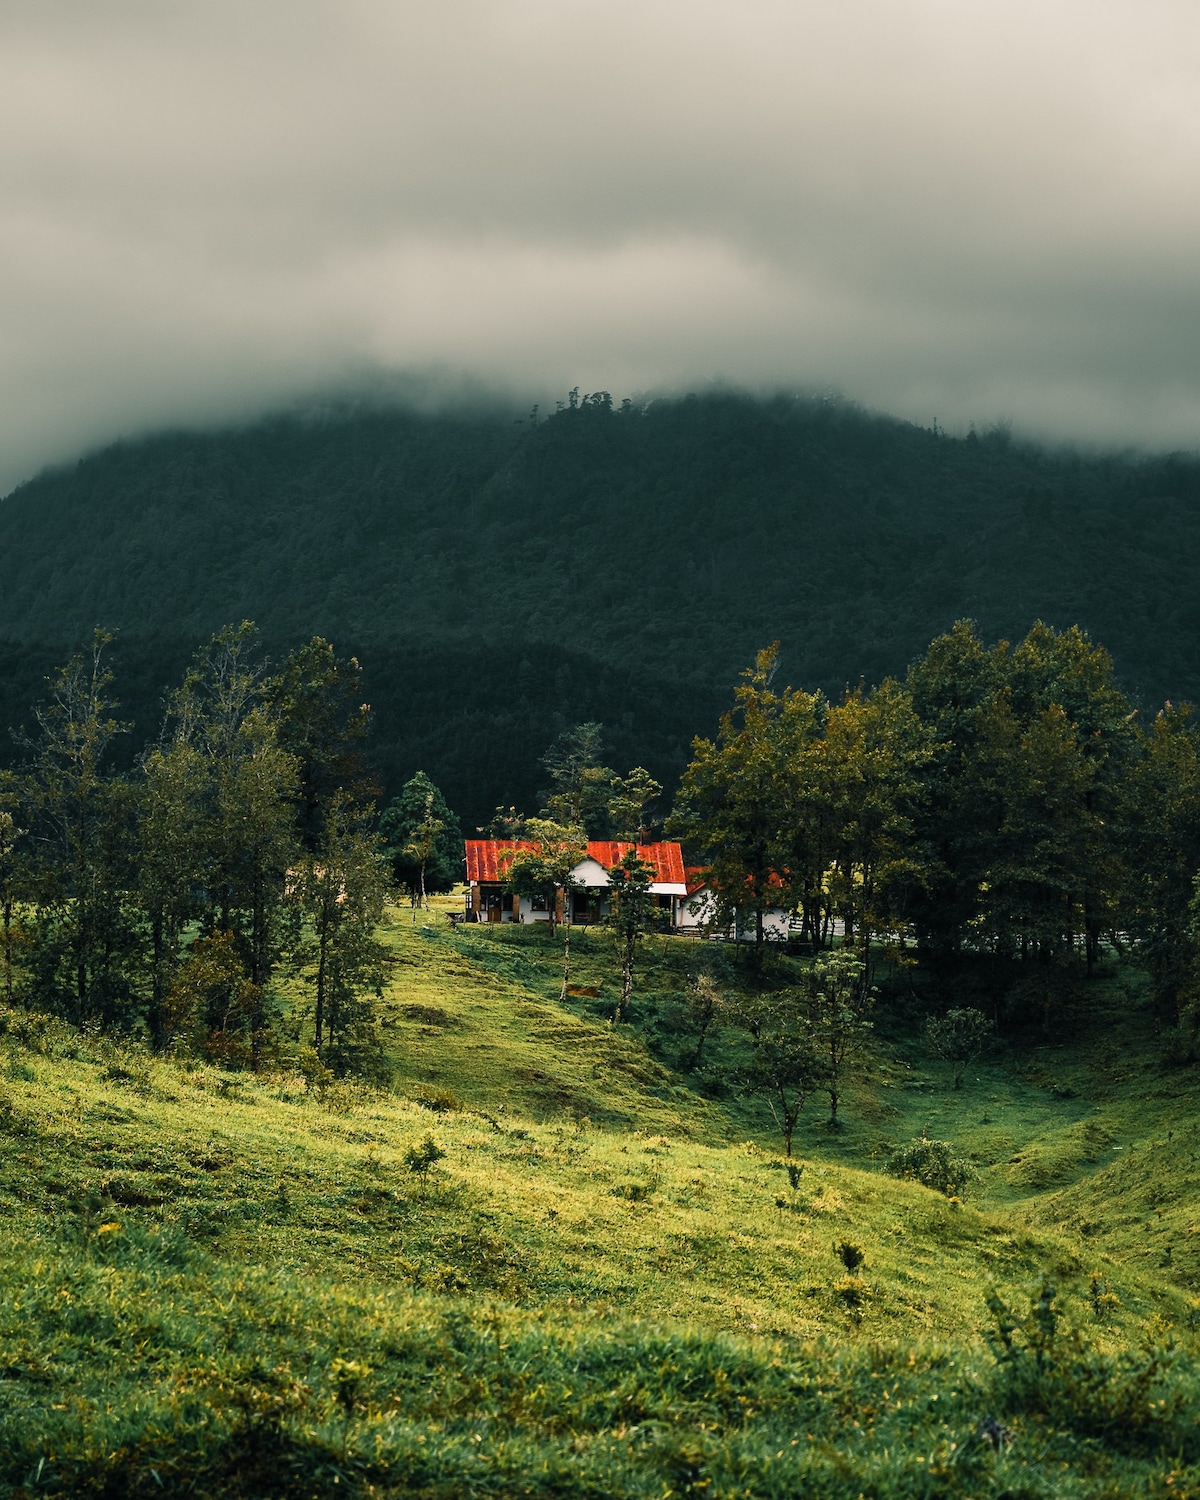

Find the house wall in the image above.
[{"left": 676, "top": 887, "right": 717, "bottom": 930}]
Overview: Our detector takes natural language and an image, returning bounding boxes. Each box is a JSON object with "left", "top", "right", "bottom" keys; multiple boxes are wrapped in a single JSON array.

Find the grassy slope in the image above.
[{"left": 2, "top": 901, "right": 1200, "bottom": 1495}]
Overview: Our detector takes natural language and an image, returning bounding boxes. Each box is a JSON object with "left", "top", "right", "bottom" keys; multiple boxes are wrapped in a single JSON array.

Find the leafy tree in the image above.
[
  {"left": 926, "top": 1006, "right": 994, "bottom": 1089},
  {"left": 540, "top": 723, "right": 617, "bottom": 835},
  {"left": 136, "top": 738, "right": 209, "bottom": 1048},
  {"left": 771, "top": 685, "right": 836, "bottom": 953},
  {"left": 671, "top": 646, "right": 792, "bottom": 963},
  {"left": 170, "top": 624, "right": 300, "bottom": 1062},
  {"left": 907, "top": 621, "right": 1138, "bottom": 979},
  {"left": 294, "top": 790, "right": 389, "bottom": 1076},
  {"left": 22, "top": 631, "right": 140, "bottom": 1027},
  {"left": 681, "top": 972, "right": 722, "bottom": 1069},
  {"left": 1124, "top": 704, "right": 1200, "bottom": 1016},
  {"left": 795, "top": 949, "right": 873, "bottom": 1128},
  {"left": 500, "top": 818, "right": 587, "bottom": 998},
  {"left": 0, "top": 774, "right": 28, "bottom": 1007},
  {"left": 906, "top": 620, "right": 1012, "bottom": 960},
  {"left": 732, "top": 986, "right": 822, "bottom": 1156},
  {"left": 270, "top": 637, "right": 374, "bottom": 853},
  {"left": 821, "top": 682, "right": 931, "bottom": 975},
  {"left": 605, "top": 849, "right": 659, "bottom": 1021},
  {"left": 608, "top": 767, "right": 663, "bottom": 842},
  {"left": 379, "top": 772, "right": 462, "bottom": 907},
  {"left": 162, "top": 930, "right": 261, "bottom": 1065}
]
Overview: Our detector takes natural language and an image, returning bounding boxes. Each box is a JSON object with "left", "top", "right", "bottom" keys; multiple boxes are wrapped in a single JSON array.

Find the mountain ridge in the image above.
[{"left": 4, "top": 391, "right": 1199, "bottom": 822}]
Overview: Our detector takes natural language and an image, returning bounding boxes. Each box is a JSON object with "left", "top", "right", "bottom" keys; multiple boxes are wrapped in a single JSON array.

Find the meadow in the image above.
[{"left": 2, "top": 899, "right": 1200, "bottom": 1496}]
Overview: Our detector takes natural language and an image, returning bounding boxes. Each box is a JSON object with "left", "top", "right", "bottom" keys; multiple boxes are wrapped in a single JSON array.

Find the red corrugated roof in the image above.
[
  {"left": 465, "top": 839, "right": 685, "bottom": 886},
  {"left": 682, "top": 865, "right": 788, "bottom": 897}
]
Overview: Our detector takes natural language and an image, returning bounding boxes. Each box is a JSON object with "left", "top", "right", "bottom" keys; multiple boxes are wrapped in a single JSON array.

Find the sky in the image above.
[{"left": 3, "top": 0, "right": 1200, "bottom": 492}]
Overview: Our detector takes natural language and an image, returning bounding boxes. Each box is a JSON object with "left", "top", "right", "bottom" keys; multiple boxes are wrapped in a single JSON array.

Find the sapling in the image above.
[
  {"left": 330, "top": 1358, "right": 370, "bottom": 1456},
  {"left": 836, "top": 1240, "right": 865, "bottom": 1274},
  {"left": 403, "top": 1132, "right": 446, "bottom": 1185},
  {"left": 926, "top": 1007, "right": 994, "bottom": 1089}
]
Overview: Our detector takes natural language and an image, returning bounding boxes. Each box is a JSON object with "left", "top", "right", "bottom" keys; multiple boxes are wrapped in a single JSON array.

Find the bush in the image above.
[
  {"left": 987, "top": 1277, "right": 1199, "bottom": 1457},
  {"left": 403, "top": 1133, "right": 446, "bottom": 1181},
  {"left": 886, "top": 1135, "right": 975, "bottom": 1196}
]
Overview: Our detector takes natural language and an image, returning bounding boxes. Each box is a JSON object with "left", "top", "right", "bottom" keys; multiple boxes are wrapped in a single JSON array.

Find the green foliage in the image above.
[
  {"left": 293, "top": 789, "right": 390, "bottom": 1077},
  {"left": 836, "top": 1239, "right": 865, "bottom": 1273},
  {"left": 985, "top": 1277, "right": 1197, "bottom": 1456},
  {"left": 5, "top": 393, "right": 1200, "bottom": 833},
  {"left": 21, "top": 629, "right": 140, "bottom": 1028},
  {"left": 604, "top": 848, "right": 660, "bottom": 1021},
  {"left": 926, "top": 1006, "right": 994, "bottom": 1089},
  {"left": 731, "top": 986, "right": 822, "bottom": 1156},
  {"left": 886, "top": 1135, "right": 976, "bottom": 1196},
  {"left": 163, "top": 930, "right": 262, "bottom": 1066},
  {"left": 402, "top": 1132, "right": 446, "bottom": 1180},
  {"left": 378, "top": 770, "right": 462, "bottom": 900},
  {"left": 796, "top": 949, "right": 874, "bottom": 1126}
]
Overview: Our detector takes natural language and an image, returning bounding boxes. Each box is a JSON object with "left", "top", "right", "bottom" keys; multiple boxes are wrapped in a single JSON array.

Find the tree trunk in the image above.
[
  {"left": 314, "top": 876, "right": 331, "bottom": 1058},
  {"left": 149, "top": 912, "right": 165, "bottom": 1050},
  {"left": 618, "top": 937, "right": 634, "bottom": 1022},
  {"left": 560, "top": 921, "right": 572, "bottom": 1002},
  {"left": 1, "top": 894, "right": 12, "bottom": 1006}
]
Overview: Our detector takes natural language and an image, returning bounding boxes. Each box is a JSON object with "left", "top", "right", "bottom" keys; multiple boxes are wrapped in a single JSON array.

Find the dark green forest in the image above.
[{"left": 3, "top": 390, "right": 1200, "bottom": 825}]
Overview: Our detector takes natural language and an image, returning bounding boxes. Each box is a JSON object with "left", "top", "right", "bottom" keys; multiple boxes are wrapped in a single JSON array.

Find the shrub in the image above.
[
  {"left": 986, "top": 1277, "right": 1198, "bottom": 1457},
  {"left": 835, "top": 1240, "right": 865, "bottom": 1274},
  {"left": 413, "top": 1086, "right": 462, "bottom": 1114},
  {"left": 886, "top": 1135, "right": 975, "bottom": 1196},
  {"left": 403, "top": 1133, "right": 446, "bottom": 1181}
]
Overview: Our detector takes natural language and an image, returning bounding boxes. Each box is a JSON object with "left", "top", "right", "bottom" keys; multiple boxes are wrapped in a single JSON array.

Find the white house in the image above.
[
  {"left": 464, "top": 839, "right": 688, "bottom": 925},
  {"left": 675, "top": 866, "right": 795, "bottom": 941}
]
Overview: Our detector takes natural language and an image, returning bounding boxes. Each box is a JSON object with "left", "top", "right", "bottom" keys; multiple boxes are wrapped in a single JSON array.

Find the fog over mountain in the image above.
[{"left": 3, "top": 0, "right": 1199, "bottom": 492}]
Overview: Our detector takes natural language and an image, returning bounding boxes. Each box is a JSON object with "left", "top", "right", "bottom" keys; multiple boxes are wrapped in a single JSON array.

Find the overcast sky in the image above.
[{"left": 3, "top": 0, "right": 1199, "bottom": 492}]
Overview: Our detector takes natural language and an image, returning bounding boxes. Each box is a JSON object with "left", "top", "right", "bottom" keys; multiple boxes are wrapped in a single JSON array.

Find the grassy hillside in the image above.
[
  {"left": 3, "top": 391, "right": 1200, "bottom": 823},
  {"left": 4, "top": 901, "right": 1200, "bottom": 1495}
]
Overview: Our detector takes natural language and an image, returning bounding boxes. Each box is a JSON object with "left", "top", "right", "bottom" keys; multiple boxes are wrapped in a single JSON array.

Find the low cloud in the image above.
[{"left": 2, "top": 0, "right": 1199, "bottom": 490}]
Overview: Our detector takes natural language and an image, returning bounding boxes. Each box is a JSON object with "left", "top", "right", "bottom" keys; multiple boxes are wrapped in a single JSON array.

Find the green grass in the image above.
[{"left": 3, "top": 900, "right": 1200, "bottom": 1495}]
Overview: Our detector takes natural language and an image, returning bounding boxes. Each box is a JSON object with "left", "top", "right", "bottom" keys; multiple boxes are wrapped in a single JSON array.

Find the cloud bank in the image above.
[{"left": 2, "top": 0, "right": 1199, "bottom": 490}]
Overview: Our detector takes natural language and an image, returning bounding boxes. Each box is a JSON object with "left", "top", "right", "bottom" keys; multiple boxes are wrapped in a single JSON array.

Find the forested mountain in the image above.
[{"left": 3, "top": 390, "right": 1199, "bottom": 823}]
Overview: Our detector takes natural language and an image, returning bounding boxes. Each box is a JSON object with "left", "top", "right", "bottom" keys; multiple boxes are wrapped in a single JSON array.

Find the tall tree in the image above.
[
  {"left": 608, "top": 767, "right": 663, "bottom": 843},
  {"left": 605, "top": 848, "right": 659, "bottom": 1022},
  {"left": 794, "top": 949, "right": 873, "bottom": 1128},
  {"left": 0, "top": 773, "right": 27, "bottom": 1007},
  {"left": 540, "top": 722, "right": 617, "bottom": 835},
  {"left": 171, "top": 624, "right": 300, "bottom": 1062},
  {"left": 379, "top": 771, "right": 463, "bottom": 904},
  {"left": 822, "top": 680, "right": 931, "bottom": 975},
  {"left": 270, "top": 637, "right": 375, "bottom": 853},
  {"left": 671, "top": 646, "right": 791, "bottom": 963},
  {"left": 136, "top": 737, "right": 209, "bottom": 1049},
  {"left": 294, "top": 789, "right": 389, "bottom": 1074},
  {"left": 1124, "top": 704, "right": 1200, "bottom": 1014},
  {"left": 907, "top": 620, "right": 1138, "bottom": 977},
  {"left": 23, "top": 631, "right": 139, "bottom": 1027}
]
